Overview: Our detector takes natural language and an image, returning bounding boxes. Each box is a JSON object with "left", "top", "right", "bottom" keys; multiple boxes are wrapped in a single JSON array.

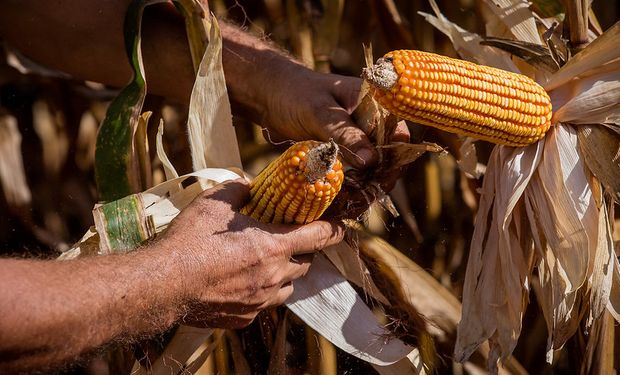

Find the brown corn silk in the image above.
[
  {"left": 241, "top": 140, "right": 344, "bottom": 224},
  {"left": 364, "top": 50, "right": 553, "bottom": 147}
]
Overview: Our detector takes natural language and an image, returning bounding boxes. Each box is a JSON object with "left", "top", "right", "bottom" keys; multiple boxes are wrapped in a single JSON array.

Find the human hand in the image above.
[
  {"left": 257, "top": 64, "right": 410, "bottom": 169},
  {"left": 158, "top": 179, "right": 344, "bottom": 329}
]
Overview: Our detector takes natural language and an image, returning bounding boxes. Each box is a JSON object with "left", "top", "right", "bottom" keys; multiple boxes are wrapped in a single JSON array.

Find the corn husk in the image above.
[{"left": 423, "top": 2, "right": 620, "bottom": 372}]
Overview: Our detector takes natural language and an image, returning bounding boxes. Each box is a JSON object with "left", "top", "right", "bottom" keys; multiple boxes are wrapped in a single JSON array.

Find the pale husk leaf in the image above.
[
  {"left": 587, "top": 195, "right": 614, "bottom": 326},
  {"left": 156, "top": 120, "right": 180, "bottom": 182},
  {"left": 526, "top": 126, "right": 594, "bottom": 293},
  {"left": 0, "top": 113, "right": 31, "bottom": 206},
  {"left": 455, "top": 141, "right": 543, "bottom": 365},
  {"left": 286, "top": 253, "right": 415, "bottom": 367},
  {"left": 482, "top": 0, "right": 541, "bottom": 45},
  {"left": 187, "top": 17, "right": 242, "bottom": 170},
  {"left": 550, "top": 61, "right": 620, "bottom": 124},
  {"left": 522, "top": 125, "right": 599, "bottom": 360},
  {"left": 607, "top": 254, "right": 620, "bottom": 321}
]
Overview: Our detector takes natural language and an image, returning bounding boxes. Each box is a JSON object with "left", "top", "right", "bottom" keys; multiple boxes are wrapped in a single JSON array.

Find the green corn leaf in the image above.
[{"left": 94, "top": 0, "right": 152, "bottom": 202}]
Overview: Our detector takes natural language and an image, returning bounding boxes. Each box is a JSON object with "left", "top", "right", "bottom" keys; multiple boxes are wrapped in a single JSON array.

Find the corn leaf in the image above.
[
  {"left": 523, "top": 125, "right": 599, "bottom": 360},
  {"left": 550, "top": 61, "right": 620, "bottom": 125},
  {"left": 286, "top": 253, "right": 414, "bottom": 366},
  {"left": 544, "top": 20, "right": 620, "bottom": 91},
  {"left": 482, "top": 0, "right": 541, "bottom": 45},
  {"left": 156, "top": 121, "right": 180, "bottom": 182},
  {"left": 456, "top": 141, "right": 543, "bottom": 367},
  {"left": 578, "top": 125, "right": 620, "bottom": 202},
  {"left": 94, "top": 0, "right": 161, "bottom": 201},
  {"left": 186, "top": 16, "right": 242, "bottom": 170}
]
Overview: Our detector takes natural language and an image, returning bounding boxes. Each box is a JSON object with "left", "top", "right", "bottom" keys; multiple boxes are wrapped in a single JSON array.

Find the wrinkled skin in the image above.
[
  {"left": 163, "top": 180, "right": 344, "bottom": 328},
  {"left": 0, "top": 180, "right": 343, "bottom": 373}
]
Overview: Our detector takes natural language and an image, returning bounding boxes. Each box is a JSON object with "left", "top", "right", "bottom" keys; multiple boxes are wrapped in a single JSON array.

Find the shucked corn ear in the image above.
[
  {"left": 363, "top": 50, "right": 553, "bottom": 147},
  {"left": 241, "top": 140, "right": 344, "bottom": 224}
]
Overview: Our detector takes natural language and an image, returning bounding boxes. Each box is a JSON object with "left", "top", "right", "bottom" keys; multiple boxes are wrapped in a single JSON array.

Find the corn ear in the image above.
[
  {"left": 363, "top": 49, "right": 553, "bottom": 147},
  {"left": 241, "top": 140, "right": 344, "bottom": 224}
]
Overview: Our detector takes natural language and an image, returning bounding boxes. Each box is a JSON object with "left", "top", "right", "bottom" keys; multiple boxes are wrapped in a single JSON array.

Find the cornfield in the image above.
[{"left": 1, "top": 0, "right": 620, "bottom": 374}]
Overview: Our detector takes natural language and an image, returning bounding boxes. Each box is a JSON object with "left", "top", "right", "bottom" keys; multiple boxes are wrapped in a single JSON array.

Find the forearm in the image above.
[
  {"left": 0, "top": 1, "right": 301, "bottom": 109},
  {"left": 0, "top": 243, "right": 187, "bottom": 373}
]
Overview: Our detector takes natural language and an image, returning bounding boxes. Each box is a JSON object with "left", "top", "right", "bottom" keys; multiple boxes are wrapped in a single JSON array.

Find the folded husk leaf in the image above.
[{"left": 286, "top": 253, "right": 415, "bottom": 367}]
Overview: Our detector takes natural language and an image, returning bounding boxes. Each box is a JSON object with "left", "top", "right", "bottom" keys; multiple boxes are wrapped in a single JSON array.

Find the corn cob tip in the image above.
[
  {"left": 304, "top": 139, "right": 339, "bottom": 182},
  {"left": 362, "top": 57, "right": 398, "bottom": 91}
]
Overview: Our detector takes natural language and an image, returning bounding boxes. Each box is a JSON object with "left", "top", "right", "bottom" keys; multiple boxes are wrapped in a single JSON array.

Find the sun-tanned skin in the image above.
[
  {"left": 0, "top": 180, "right": 344, "bottom": 373},
  {"left": 0, "top": 1, "right": 409, "bottom": 373}
]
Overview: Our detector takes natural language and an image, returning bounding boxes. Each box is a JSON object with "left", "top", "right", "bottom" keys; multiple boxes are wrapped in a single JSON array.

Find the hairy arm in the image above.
[
  {"left": 0, "top": 245, "right": 186, "bottom": 373},
  {"left": 0, "top": 180, "right": 344, "bottom": 373},
  {"left": 0, "top": 1, "right": 399, "bottom": 167}
]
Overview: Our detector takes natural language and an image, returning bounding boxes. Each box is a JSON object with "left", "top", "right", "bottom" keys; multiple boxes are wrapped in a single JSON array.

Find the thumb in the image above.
[
  {"left": 200, "top": 178, "right": 250, "bottom": 210},
  {"left": 276, "top": 220, "right": 345, "bottom": 256}
]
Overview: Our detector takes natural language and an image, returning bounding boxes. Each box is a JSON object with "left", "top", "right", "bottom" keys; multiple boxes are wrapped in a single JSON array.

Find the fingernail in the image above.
[{"left": 356, "top": 147, "right": 376, "bottom": 167}]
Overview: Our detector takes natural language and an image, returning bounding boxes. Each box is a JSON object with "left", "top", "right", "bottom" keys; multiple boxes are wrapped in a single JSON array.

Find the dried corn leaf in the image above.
[
  {"left": 0, "top": 113, "right": 31, "bottom": 207},
  {"left": 32, "top": 99, "right": 69, "bottom": 176},
  {"left": 483, "top": 0, "right": 541, "bottom": 45},
  {"left": 131, "top": 327, "right": 218, "bottom": 375},
  {"left": 57, "top": 227, "right": 99, "bottom": 260},
  {"left": 550, "top": 61, "right": 620, "bottom": 125},
  {"left": 577, "top": 125, "right": 620, "bottom": 202},
  {"left": 607, "top": 257, "right": 620, "bottom": 321},
  {"left": 544, "top": 20, "right": 620, "bottom": 91},
  {"left": 457, "top": 138, "right": 483, "bottom": 179},
  {"left": 587, "top": 195, "right": 614, "bottom": 326},
  {"left": 480, "top": 37, "right": 560, "bottom": 72},
  {"left": 156, "top": 120, "right": 179, "bottom": 182},
  {"left": 379, "top": 142, "right": 444, "bottom": 170},
  {"left": 456, "top": 141, "right": 543, "bottom": 367},
  {"left": 135, "top": 112, "right": 153, "bottom": 190},
  {"left": 357, "top": 233, "right": 461, "bottom": 337},
  {"left": 323, "top": 242, "right": 390, "bottom": 305},
  {"left": 187, "top": 16, "right": 241, "bottom": 171},
  {"left": 286, "top": 253, "right": 414, "bottom": 366},
  {"left": 523, "top": 125, "right": 599, "bottom": 360},
  {"left": 419, "top": 0, "right": 518, "bottom": 72}
]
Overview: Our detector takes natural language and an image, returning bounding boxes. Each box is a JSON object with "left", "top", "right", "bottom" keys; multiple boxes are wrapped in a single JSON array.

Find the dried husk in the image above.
[{"left": 421, "top": 2, "right": 620, "bottom": 371}]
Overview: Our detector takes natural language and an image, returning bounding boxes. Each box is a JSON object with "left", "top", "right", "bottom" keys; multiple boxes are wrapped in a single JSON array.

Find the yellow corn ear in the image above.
[
  {"left": 363, "top": 49, "right": 553, "bottom": 147},
  {"left": 241, "top": 140, "right": 344, "bottom": 224}
]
